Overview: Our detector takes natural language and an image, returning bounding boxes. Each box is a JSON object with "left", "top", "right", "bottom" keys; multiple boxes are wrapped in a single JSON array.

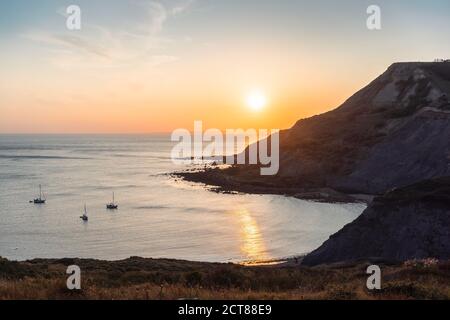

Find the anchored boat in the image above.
[
  {"left": 31, "top": 184, "right": 46, "bottom": 204},
  {"left": 80, "top": 204, "right": 89, "bottom": 221},
  {"left": 106, "top": 192, "right": 118, "bottom": 210}
]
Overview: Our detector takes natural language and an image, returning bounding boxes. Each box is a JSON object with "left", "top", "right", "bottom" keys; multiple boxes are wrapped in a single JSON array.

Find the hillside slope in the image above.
[
  {"left": 269, "top": 62, "right": 450, "bottom": 194},
  {"left": 302, "top": 177, "right": 450, "bottom": 266},
  {"left": 182, "top": 62, "right": 450, "bottom": 197}
]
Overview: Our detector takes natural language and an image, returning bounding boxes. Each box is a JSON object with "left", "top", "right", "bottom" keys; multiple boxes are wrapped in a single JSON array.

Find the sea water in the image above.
[{"left": 0, "top": 134, "right": 365, "bottom": 262}]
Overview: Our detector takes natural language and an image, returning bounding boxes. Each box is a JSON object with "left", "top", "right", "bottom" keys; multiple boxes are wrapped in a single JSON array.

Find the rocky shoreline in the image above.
[{"left": 174, "top": 168, "right": 373, "bottom": 204}]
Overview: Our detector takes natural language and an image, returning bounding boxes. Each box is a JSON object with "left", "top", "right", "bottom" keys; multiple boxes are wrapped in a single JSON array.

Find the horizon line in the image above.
[{"left": 0, "top": 132, "right": 174, "bottom": 135}]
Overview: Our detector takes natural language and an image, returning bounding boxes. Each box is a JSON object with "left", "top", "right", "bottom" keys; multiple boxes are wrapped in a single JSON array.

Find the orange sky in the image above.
[
  {"left": 1, "top": 0, "right": 449, "bottom": 133},
  {"left": 0, "top": 39, "right": 383, "bottom": 133}
]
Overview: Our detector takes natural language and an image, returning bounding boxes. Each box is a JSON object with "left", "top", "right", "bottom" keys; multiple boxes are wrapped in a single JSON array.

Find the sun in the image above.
[{"left": 246, "top": 90, "right": 267, "bottom": 111}]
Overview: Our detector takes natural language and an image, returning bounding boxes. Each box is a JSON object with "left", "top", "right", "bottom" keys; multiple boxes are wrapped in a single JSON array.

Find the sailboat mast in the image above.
[
  {"left": 39, "top": 184, "right": 42, "bottom": 199},
  {"left": 113, "top": 192, "right": 115, "bottom": 204}
]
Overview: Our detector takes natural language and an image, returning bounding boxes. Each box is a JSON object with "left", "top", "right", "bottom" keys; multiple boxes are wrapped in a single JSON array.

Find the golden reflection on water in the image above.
[{"left": 234, "top": 209, "right": 269, "bottom": 262}]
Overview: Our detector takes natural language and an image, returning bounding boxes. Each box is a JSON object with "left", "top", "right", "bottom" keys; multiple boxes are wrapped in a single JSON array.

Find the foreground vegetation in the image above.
[{"left": 1, "top": 257, "right": 449, "bottom": 300}]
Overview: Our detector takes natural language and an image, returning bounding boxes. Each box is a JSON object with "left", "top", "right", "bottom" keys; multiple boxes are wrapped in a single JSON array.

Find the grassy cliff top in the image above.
[{"left": 1, "top": 256, "right": 449, "bottom": 300}]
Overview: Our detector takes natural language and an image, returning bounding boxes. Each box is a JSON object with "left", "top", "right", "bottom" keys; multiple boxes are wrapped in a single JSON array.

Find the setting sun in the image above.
[{"left": 246, "top": 90, "right": 267, "bottom": 111}]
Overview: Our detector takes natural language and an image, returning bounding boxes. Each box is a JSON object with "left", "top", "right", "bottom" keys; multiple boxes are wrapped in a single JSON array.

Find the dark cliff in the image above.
[{"left": 302, "top": 177, "right": 450, "bottom": 266}]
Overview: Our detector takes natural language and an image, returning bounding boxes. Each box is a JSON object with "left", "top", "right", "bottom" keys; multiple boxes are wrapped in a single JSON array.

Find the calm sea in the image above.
[{"left": 0, "top": 134, "right": 365, "bottom": 263}]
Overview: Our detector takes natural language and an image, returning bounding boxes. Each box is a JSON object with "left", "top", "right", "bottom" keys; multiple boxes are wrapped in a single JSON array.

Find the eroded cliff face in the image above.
[
  {"left": 230, "top": 62, "right": 450, "bottom": 195},
  {"left": 302, "top": 177, "right": 450, "bottom": 266}
]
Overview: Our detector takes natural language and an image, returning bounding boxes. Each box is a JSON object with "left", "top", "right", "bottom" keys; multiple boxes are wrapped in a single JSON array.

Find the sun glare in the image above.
[{"left": 246, "top": 90, "right": 267, "bottom": 111}]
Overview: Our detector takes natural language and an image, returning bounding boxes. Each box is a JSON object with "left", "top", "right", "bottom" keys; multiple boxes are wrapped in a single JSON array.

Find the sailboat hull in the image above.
[
  {"left": 32, "top": 185, "right": 46, "bottom": 204},
  {"left": 106, "top": 192, "right": 118, "bottom": 209}
]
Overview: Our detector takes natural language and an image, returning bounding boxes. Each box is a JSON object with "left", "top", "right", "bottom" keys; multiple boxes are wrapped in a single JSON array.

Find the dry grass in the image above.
[{"left": 1, "top": 257, "right": 449, "bottom": 300}]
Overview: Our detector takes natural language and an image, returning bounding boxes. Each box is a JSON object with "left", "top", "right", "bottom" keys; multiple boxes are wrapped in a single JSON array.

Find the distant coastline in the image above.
[{"left": 174, "top": 168, "right": 373, "bottom": 204}]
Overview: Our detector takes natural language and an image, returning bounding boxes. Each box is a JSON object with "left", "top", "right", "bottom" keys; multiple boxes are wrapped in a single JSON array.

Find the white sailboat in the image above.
[
  {"left": 80, "top": 204, "right": 89, "bottom": 221},
  {"left": 106, "top": 192, "right": 118, "bottom": 210},
  {"left": 32, "top": 184, "right": 46, "bottom": 204}
]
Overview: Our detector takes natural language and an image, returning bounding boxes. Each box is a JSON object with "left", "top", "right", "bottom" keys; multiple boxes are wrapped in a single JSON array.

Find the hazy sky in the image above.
[{"left": 1, "top": 0, "right": 450, "bottom": 133}]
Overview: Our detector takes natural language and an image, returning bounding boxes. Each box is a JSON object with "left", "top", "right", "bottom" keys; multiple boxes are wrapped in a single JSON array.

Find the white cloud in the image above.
[
  {"left": 146, "top": 1, "right": 168, "bottom": 35},
  {"left": 23, "top": 1, "right": 195, "bottom": 70},
  {"left": 172, "top": 0, "right": 196, "bottom": 16},
  {"left": 25, "top": 32, "right": 110, "bottom": 58}
]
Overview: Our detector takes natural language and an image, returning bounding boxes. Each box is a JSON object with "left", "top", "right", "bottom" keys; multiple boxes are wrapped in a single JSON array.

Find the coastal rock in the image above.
[{"left": 302, "top": 177, "right": 450, "bottom": 266}]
